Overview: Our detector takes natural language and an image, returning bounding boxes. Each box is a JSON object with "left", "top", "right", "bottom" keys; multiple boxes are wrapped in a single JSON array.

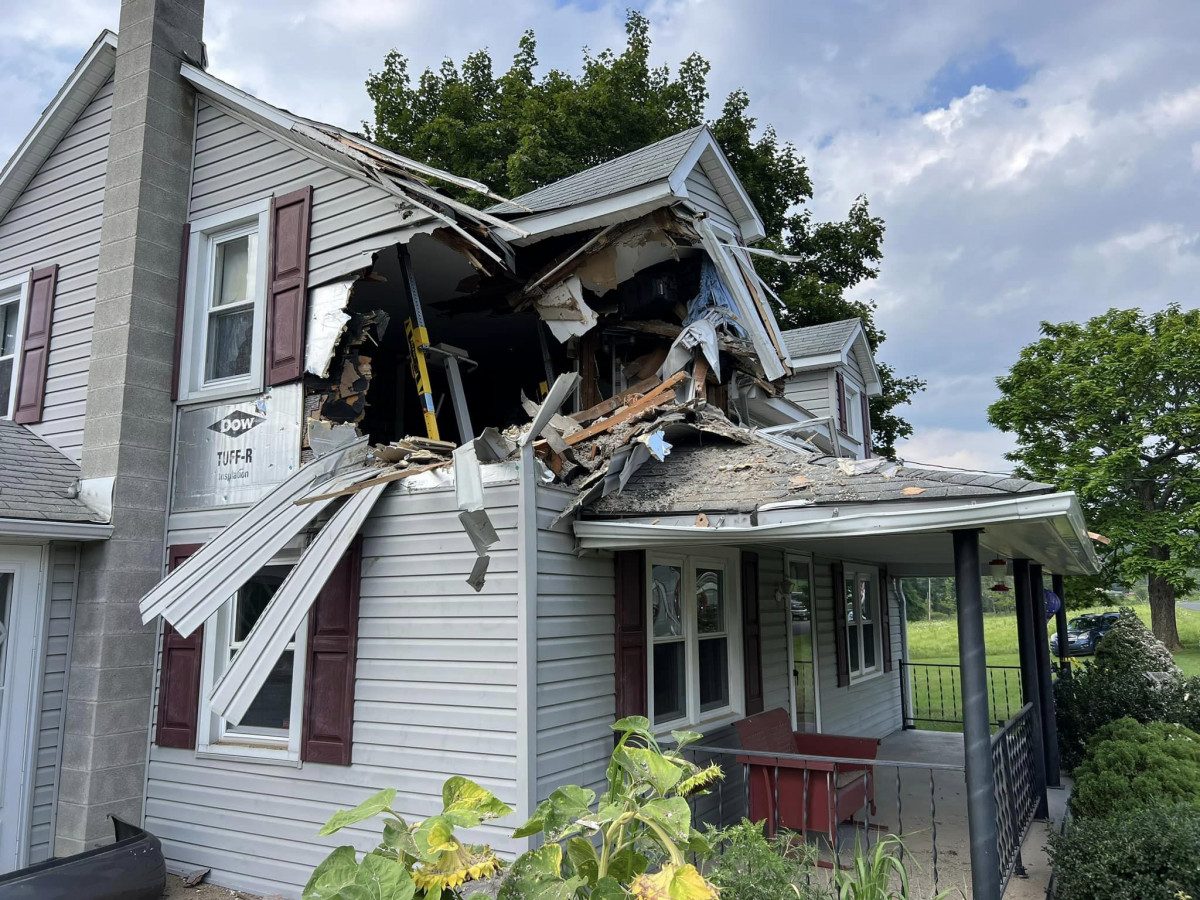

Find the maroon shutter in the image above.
[
  {"left": 614, "top": 550, "right": 648, "bottom": 720},
  {"left": 832, "top": 562, "right": 850, "bottom": 688},
  {"left": 155, "top": 544, "right": 204, "bottom": 749},
  {"left": 13, "top": 265, "right": 57, "bottom": 424},
  {"left": 170, "top": 224, "right": 190, "bottom": 402},
  {"left": 835, "top": 370, "right": 847, "bottom": 434},
  {"left": 302, "top": 537, "right": 362, "bottom": 765},
  {"left": 266, "top": 186, "right": 313, "bottom": 386},
  {"left": 860, "top": 394, "right": 872, "bottom": 458},
  {"left": 880, "top": 567, "right": 893, "bottom": 673},
  {"left": 740, "top": 551, "right": 764, "bottom": 715}
]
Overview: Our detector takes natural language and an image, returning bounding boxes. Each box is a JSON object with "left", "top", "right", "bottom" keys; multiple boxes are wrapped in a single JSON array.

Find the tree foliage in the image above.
[
  {"left": 988, "top": 305, "right": 1200, "bottom": 647},
  {"left": 365, "top": 12, "right": 923, "bottom": 456}
]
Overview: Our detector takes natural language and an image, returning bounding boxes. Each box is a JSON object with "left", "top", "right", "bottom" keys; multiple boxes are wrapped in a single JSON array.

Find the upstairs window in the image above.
[
  {"left": 0, "top": 284, "right": 23, "bottom": 417},
  {"left": 179, "top": 200, "right": 270, "bottom": 402},
  {"left": 843, "top": 383, "right": 860, "bottom": 440}
]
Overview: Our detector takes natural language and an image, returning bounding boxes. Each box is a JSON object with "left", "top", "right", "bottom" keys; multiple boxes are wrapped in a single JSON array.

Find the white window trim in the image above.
[
  {"left": 0, "top": 274, "right": 28, "bottom": 420},
  {"left": 646, "top": 547, "right": 744, "bottom": 733},
  {"left": 196, "top": 555, "right": 307, "bottom": 765},
  {"left": 843, "top": 564, "right": 882, "bottom": 683},
  {"left": 843, "top": 384, "right": 861, "bottom": 441},
  {"left": 177, "top": 199, "right": 271, "bottom": 404},
  {"left": 785, "top": 552, "right": 821, "bottom": 733}
]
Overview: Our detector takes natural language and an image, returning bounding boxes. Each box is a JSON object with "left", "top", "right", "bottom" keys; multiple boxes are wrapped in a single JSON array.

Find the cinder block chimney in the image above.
[{"left": 57, "top": 0, "right": 204, "bottom": 855}]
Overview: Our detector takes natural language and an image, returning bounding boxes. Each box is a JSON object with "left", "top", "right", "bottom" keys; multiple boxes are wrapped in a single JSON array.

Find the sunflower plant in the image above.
[
  {"left": 499, "top": 717, "right": 723, "bottom": 900},
  {"left": 302, "top": 776, "right": 513, "bottom": 900}
]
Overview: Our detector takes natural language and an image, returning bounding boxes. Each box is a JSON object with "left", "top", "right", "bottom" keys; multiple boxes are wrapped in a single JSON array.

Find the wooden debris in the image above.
[
  {"left": 1088, "top": 531, "right": 1112, "bottom": 545},
  {"left": 901, "top": 486, "right": 926, "bottom": 496},
  {"left": 695, "top": 512, "right": 710, "bottom": 527},
  {"left": 183, "top": 868, "right": 210, "bottom": 887},
  {"left": 296, "top": 461, "right": 450, "bottom": 506},
  {"left": 571, "top": 376, "right": 659, "bottom": 424},
  {"left": 693, "top": 355, "right": 710, "bottom": 403},
  {"left": 790, "top": 475, "right": 810, "bottom": 488},
  {"left": 563, "top": 373, "right": 687, "bottom": 447}
]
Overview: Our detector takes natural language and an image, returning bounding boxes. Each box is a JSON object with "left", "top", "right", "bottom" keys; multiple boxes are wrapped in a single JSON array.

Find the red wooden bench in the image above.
[{"left": 734, "top": 708, "right": 881, "bottom": 844}]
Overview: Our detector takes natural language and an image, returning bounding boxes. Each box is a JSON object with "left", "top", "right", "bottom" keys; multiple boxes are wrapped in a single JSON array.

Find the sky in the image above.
[{"left": 2, "top": 0, "right": 1198, "bottom": 473}]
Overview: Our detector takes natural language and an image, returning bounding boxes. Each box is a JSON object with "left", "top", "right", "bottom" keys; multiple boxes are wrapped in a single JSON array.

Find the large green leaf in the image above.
[
  {"left": 512, "top": 785, "right": 595, "bottom": 841},
  {"left": 619, "top": 747, "right": 684, "bottom": 796},
  {"left": 413, "top": 816, "right": 458, "bottom": 859},
  {"left": 637, "top": 797, "right": 692, "bottom": 843},
  {"left": 303, "top": 846, "right": 361, "bottom": 900},
  {"left": 669, "top": 731, "right": 703, "bottom": 752},
  {"left": 612, "top": 717, "right": 654, "bottom": 739},
  {"left": 320, "top": 789, "right": 397, "bottom": 836},
  {"left": 380, "top": 821, "right": 419, "bottom": 860},
  {"left": 592, "top": 876, "right": 628, "bottom": 900},
  {"left": 565, "top": 836, "right": 600, "bottom": 884},
  {"left": 442, "top": 776, "right": 514, "bottom": 820},
  {"left": 356, "top": 854, "right": 416, "bottom": 900},
  {"left": 606, "top": 847, "right": 649, "bottom": 883}
]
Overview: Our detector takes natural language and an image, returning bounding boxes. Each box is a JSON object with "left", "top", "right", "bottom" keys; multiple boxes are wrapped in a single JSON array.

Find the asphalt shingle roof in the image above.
[
  {"left": 780, "top": 318, "right": 862, "bottom": 360},
  {"left": 0, "top": 418, "right": 102, "bottom": 523},
  {"left": 587, "top": 437, "right": 1053, "bottom": 516},
  {"left": 488, "top": 126, "right": 705, "bottom": 215}
]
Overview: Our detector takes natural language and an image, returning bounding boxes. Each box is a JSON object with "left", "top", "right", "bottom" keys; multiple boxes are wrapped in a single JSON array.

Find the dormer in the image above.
[{"left": 774, "top": 318, "right": 883, "bottom": 459}]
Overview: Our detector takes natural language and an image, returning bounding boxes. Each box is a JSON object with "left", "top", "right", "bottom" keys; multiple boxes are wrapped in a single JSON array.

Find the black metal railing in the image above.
[
  {"left": 685, "top": 743, "right": 968, "bottom": 898},
  {"left": 991, "top": 703, "right": 1038, "bottom": 895},
  {"left": 902, "top": 662, "right": 1023, "bottom": 729}
]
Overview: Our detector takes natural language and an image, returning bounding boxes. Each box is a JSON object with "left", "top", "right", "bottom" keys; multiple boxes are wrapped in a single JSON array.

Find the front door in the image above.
[
  {"left": 786, "top": 554, "right": 820, "bottom": 732},
  {"left": 0, "top": 546, "right": 45, "bottom": 872}
]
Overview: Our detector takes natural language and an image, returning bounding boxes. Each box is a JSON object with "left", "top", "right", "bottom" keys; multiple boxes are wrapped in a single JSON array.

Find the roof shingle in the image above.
[
  {"left": 0, "top": 419, "right": 102, "bottom": 523},
  {"left": 780, "top": 318, "right": 862, "bottom": 360}
]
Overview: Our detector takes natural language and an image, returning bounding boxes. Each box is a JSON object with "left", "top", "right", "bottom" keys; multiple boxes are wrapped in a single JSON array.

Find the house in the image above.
[{"left": 0, "top": 3, "right": 1095, "bottom": 900}]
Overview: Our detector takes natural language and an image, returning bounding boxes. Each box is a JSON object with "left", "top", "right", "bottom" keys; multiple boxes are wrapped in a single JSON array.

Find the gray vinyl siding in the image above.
[
  {"left": 0, "top": 79, "right": 113, "bottom": 462},
  {"left": 28, "top": 543, "right": 80, "bottom": 863},
  {"left": 684, "top": 166, "right": 740, "bottom": 234},
  {"left": 782, "top": 368, "right": 833, "bottom": 421},
  {"left": 145, "top": 481, "right": 523, "bottom": 898},
  {"left": 755, "top": 547, "right": 791, "bottom": 714},
  {"left": 813, "top": 559, "right": 902, "bottom": 738},
  {"left": 191, "top": 101, "right": 416, "bottom": 287},
  {"left": 534, "top": 486, "right": 615, "bottom": 801}
]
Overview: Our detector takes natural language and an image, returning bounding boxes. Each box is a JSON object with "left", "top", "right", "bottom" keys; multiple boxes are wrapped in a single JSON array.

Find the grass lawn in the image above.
[{"left": 901, "top": 601, "right": 1200, "bottom": 727}]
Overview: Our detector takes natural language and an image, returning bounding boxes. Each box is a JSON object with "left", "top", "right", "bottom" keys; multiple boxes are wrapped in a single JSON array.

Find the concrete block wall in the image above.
[{"left": 56, "top": 0, "right": 204, "bottom": 856}]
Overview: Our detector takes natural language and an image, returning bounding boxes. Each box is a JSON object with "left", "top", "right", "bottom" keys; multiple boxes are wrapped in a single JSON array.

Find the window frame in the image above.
[
  {"left": 178, "top": 199, "right": 271, "bottom": 404},
  {"left": 196, "top": 554, "right": 308, "bottom": 764},
  {"left": 785, "top": 552, "right": 822, "bottom": 732},
  {"left": 646, "top": 548, "right": 744, "bottom": 732},
  {"left": 0, "top": 274, "right": 28, "bottom": 420},
  {"left": 843, "top": 382, "right": 861, "bottom": 440},
  {"left": 842, "top": 564, "right": 882, "bottom": 683}
]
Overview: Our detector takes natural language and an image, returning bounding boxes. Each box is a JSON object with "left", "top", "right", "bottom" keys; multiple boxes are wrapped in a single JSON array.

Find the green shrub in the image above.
[
  {"left": 702, "top": 820, "right": 822, "bottom": 900},
  {"left": 1049, "top": 803, "right": 1200, "bottom": 900},
  {"left": 1071, "top": 718, "right": 1200, "bottom": 818},
  {"left": 1055, "top": 608, "right": 1199, "bottom": 770}
]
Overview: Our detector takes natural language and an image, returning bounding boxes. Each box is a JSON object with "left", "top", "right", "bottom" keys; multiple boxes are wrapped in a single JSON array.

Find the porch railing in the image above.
[
  {"left": 902, "top": 662, "right": 1023, "bottom": 729},
  {"left": 991, "top": 702, "right": 1038, "bottom": 896},
  {"left": 684, "top": 743, "right": 968, "bottom": 898}
]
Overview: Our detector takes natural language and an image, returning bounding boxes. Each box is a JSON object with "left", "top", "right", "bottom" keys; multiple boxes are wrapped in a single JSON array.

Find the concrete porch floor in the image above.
[{"left": 864, "top": 729, "right": 1068, "bottom": 899}]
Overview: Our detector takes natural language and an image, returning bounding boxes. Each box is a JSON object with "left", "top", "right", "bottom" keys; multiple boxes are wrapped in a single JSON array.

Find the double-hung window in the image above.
[
  {"left": 844, "top": 384, "right": 860, "bottom": 440},
  {"left": 0, "top": 278, "right": 26, "bottom": 418},
  {"left": 197, "top": 563, "right": 307, "bottom": 761},
  {"left": 179, "top": 200, "right": 270, "bottom": 402},
  {"left": 842, "top": 565, "right": 881, "bottom": 681},
  {"left": 648, "top": 551, "right": 741, "bottom": 729}
]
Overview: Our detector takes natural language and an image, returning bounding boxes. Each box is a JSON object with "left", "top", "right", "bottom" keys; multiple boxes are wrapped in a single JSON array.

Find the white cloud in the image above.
[{"left": 896, "top": 428, "right": 1018, "bottom": 475}]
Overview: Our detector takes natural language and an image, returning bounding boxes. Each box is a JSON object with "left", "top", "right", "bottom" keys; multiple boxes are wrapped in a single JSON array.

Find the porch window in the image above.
[
  {"left": 648, "top": 552, "right": 741, "bottom": 729},
  {"left": 198, "top": 563, "right": 307, "bottom": 760},
  {"left": 843, "top": 566, "right": 881, "bottom": 681}
]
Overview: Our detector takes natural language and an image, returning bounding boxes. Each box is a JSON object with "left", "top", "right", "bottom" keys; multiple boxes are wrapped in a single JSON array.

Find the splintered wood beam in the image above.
[
  {"left": 570, "top": 376, "right": 660, "bottom": 424},
  {"left": 694, "top": 355, "right": 710, "bottom": 403},
  {"left": 295, "top": 461, "right": 450, "bottom": 505},
  {"left": 563, "top": 372, "right": 688, "bottom": 447}
]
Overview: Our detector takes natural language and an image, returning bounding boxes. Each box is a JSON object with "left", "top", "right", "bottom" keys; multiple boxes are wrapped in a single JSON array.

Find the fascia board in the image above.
[
  {"left": 181, "top": 62, "right": 296, "bottom": 129},
  {"left": 669, "top": 129, "right": 766, "bottom": 243},
  {"left": 496, "top": 182, "right": 676, "bottom": 245},
  {"left": 785, "top": 352, "right": 844, "bottom": 372}
]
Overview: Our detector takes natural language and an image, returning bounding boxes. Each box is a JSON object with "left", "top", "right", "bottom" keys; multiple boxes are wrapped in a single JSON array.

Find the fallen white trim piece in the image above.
[
  {"left": 138, "top": 439, "right": 368, "bottom": 632},
  {"left": 208, "top": 481, "right": 388, "bottom": 723},
  {"left": 523, "top": 373, "right": 582, "bottom": 447}
]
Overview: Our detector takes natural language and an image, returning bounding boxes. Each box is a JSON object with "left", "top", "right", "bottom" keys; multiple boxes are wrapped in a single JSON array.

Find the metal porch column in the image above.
[
  {"left": 1053, "top": 573, "right": 1069, "bottom": 668},
  {"left": 1030, "top": 564, "right": 1062, "bottom": 787},
  {"left": 1013, "top": 559, "right": 1050, "bottom": 817},
  {"left": 953, "top": 529, "right": 1002, "bottom": 900}
]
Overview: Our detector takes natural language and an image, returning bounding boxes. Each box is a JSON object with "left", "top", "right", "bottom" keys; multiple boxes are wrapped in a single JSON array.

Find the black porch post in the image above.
[
  {"left": 954, "top": 529, "right": 1001, "bottom": 900},
  {"left": 1030, "top": 564, "right": 1061, "bottom": 787},
  {"left": 1013, "top": 558, "right": 1049, "bottom": 817},
  {"left": 1053, "top": 573, "right": 1069, "bottom": 669}
]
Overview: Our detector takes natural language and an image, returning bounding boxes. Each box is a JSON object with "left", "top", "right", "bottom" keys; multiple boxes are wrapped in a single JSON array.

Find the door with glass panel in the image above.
[
  {"left": 0, "top": 546, "right": 44, "bottom": 872},
  {"left": 786, "top": 555, "right": 820, "bottom": 732}
]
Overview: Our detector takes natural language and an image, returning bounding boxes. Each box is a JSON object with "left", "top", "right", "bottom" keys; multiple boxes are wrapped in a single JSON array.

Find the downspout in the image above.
[{"left": 515, "top": 440, "right": 539, "bottom": 840}]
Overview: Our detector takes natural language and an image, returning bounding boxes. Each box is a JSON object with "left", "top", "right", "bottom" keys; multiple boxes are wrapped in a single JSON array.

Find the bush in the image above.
[
  {"left": 1049, "top": 803, "right": 1200, "bottom": 900},
  {"left": 702, "top": 820, "right": 822, "bottom": 900},
  {"left": 1071, "top": 718, "right": 1200, "bottom": 818},
  {"left": 1055, "top": 608, "right": 1199, "bottom": 770}
]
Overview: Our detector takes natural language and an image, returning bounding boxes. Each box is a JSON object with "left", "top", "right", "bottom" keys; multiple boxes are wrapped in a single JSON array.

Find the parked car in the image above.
[{"left": 1050, "top": 611, "right": 1120, "bottom": 656}]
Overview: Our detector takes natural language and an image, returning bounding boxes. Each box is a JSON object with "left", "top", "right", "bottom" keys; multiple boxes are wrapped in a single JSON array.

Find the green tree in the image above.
[
  {"left": 364, "top": 12, "right": 923, "bottom": 456},
  {"left": 988, "top": 305, "right": 1200, "bottom": 649}
]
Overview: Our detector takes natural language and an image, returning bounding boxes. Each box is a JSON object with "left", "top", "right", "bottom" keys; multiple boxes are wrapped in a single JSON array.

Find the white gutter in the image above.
[
  {"left": 0, "top": 518, "right": 112, "bottom": 541},
  {"left": 574, "top": 492, "right": 1101, "bottom": 574}
]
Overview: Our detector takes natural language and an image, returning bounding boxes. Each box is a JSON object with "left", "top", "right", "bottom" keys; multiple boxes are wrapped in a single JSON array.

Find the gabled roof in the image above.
[
  {"left": 0, "top": 31, "right": 117, "bottom": 225},
  {"left": 781, "top": 317, "right": 883, "bottom": 395},
  {"left": 0, "top": 419, "right": 105, "bottom": 525},
  {"left": 489, "top": 125, "right": 766, "bottom": 244}
]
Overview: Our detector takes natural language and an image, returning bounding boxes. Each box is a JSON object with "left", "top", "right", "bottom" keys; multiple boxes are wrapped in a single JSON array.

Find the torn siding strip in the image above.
[
  {"left": 208, "top": 481, "right": 389, "bottom": 723},
  {"left": 305, "top": 280, "right": 354, "bottom": 378}
]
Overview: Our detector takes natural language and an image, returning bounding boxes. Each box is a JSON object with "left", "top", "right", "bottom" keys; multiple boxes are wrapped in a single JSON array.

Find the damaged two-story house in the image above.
[{"left": 0, "top": 4, "right": 1097, "bottom": 899}]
